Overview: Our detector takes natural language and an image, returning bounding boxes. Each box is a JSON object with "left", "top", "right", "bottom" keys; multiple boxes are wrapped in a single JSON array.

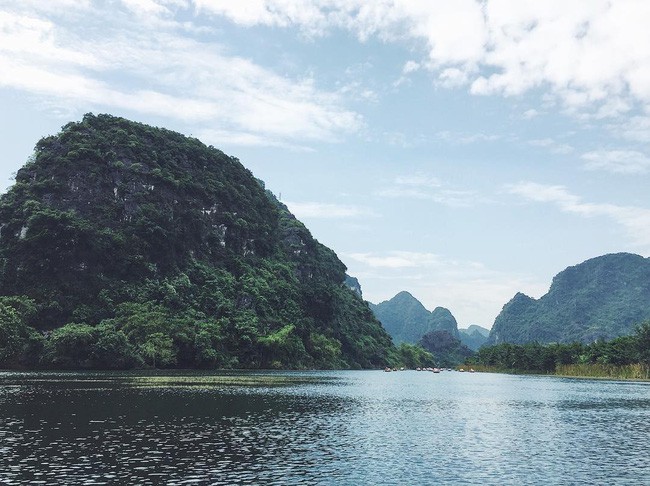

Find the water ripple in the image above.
[{"left": 0, "top": 371, "right": 648, "bottom": 484}]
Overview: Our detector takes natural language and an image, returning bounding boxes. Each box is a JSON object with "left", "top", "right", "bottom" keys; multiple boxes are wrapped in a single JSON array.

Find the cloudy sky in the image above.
[{"left": 2, "top": 0, "right": 650, "bottom": 328}]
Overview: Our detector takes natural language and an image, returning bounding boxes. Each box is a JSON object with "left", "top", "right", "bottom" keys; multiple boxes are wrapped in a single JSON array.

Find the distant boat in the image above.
[
  {"left": 459, "top": 368, "right": 465, "bottom": 372},
  {"left": 433, "top": 368, "right": 440, "bottom": 373},
  {"left": 384, "top": 367, "right": 391, "bottom": 372}
]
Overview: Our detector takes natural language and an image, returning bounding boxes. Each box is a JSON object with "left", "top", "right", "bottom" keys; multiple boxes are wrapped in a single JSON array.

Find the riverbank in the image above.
[{"left": 465, "top": 363, "right": 650, "bottom": 381}]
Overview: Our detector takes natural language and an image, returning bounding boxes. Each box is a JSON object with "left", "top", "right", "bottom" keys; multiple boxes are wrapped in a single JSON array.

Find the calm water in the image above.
[{"left": 0, "top": 370, "right": 648, "bottom": 485}]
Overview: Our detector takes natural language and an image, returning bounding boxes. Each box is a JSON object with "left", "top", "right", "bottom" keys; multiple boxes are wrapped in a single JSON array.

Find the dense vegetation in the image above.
[
  {"left": 370, "top": 291, "right": 460, "bottom": 344},
  {"left": 488, "top": 253, "right": 650, "bottom": 345},
  {"left": 418, "top": 330, "right": 473, "bottom": 367},
  {"left": 470, "top": 321, "right": 650, "bottom": 379},
  {"left": 0, "top": 114, "right": 395, "bottom": 370}
]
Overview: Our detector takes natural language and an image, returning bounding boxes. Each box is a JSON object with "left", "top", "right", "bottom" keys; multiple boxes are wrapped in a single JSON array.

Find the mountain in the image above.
[
  {"left": 430, "top": 307, "right": 460, "bottom": 339},
  {"left": 0, "top": 113, "right": 394, "bottom": 369},
  {"left": 488, "top": 253, "right": 650, "bottom": 345},
  {"left": 370, "top": 291, "right": 459, "bottom": 344},
  {"left": 458, "top": 325, "right": 490, "bottom": 351},
  {"left": 369, "top": 291, "right": 432, "bottom": 344},
  {"left": 418, "top": 330, "right": 473, "bottom": 367}
]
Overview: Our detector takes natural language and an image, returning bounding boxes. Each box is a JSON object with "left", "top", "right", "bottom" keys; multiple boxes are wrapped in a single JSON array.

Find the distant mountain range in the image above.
[
  {"left": 369, "top": 291, "right": 460, "bottom": 344},
  {"left": 369, "top": 291, "right": 488, "bottom": 360},
  {"left": 488, "top": 253, "right": 650, "bottom": 345},
  {"left": 458, "top": 325, "right": 490, "bottom": 351},
  {"left": 369, "top": 291, "right": 492, "bottom": 349}
]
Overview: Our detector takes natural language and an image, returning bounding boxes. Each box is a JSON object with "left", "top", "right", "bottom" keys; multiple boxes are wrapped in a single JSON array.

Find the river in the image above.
[{"left": 0, "top": 370, "right": 648, "bottom": 485}]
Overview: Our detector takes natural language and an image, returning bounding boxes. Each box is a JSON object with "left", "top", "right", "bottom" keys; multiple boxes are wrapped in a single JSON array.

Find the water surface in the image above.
[{"left": 1, "top": 370, "right": 648, "bottom": 484}]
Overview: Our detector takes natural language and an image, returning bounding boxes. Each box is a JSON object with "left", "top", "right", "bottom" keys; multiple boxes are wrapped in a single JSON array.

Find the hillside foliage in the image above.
[
  {"left": 471, "top": 321, "right": 650, "bottom": 378},
  {"left": 0, "top": 114, "right": 395, "bottom": 369},
  {"left": 371, "top": 291, "right": 460, "bottom": 344},
  {"left": 488, "top": 253, "right": 650, "bottom": 345}
]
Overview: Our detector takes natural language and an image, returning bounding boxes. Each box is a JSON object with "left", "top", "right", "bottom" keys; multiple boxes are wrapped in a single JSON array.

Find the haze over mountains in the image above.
[
  {"left": 369, "top": 291, "right": 489, "bottom": 350},
  {"left": 370, "top": 253, "right": 650, "bottom": 350}
]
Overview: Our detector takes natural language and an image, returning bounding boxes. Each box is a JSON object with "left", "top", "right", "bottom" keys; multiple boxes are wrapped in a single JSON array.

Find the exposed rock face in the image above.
[
  {"left": 345, "top": 275, "right": 362, "bottom": 297},
  {"left": 488, "top": 253, "right": 650, "bottom": 345}
]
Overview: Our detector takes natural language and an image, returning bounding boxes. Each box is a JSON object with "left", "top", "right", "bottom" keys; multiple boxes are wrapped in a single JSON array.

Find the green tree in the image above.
[
  {"left": 45, "top": 323, "right": 96, "bottom": 368},
  {"left": 91, "top": 323, "right": 141, "bottom": 369},
  {"left": 139, "top": 332, "right": 176, "bottom": 368}
]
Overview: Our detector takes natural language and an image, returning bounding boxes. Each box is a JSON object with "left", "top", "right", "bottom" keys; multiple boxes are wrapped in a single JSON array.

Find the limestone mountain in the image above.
[
  {"left": 0, "top": 113, "right": 394, "bottom": 369},
  {"left": 459, "top": 325, "right": 490, "bottom": 351},
  {"left": 430, "top": 307, "right": 460, "bottom": 339},
  {"left": 488, "top": 253, "right": 650, "bottom": 345},
  {"left": 370, "top": 291, "right": 459, "bottom": 344}
]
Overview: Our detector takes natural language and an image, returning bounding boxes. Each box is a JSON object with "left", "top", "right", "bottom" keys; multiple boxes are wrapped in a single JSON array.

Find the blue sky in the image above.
[{"left": 2, "top": 1, "right": 650, "bottom": 328}]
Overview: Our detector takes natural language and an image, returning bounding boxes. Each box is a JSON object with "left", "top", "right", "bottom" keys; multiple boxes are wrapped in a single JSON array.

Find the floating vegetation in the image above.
[
  {"left": 126, "top": 373, "right": 331, "bottom": 389},
  {"left": 0, "top": 371, "right": 336, "bottom": 390}
]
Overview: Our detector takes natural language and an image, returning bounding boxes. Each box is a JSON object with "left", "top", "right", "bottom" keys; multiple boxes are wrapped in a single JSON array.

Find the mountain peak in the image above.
[{"left": 488, "top": 253, "right": 650, "bottom": 345}]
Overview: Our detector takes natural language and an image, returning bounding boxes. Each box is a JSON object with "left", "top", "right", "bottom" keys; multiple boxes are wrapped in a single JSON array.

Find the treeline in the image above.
[
  {"left": 0, "top": 295, "right": 377, "bottom": 370},
  {"left": 469, "top": 321, "right": 650, "bottom": 378}
]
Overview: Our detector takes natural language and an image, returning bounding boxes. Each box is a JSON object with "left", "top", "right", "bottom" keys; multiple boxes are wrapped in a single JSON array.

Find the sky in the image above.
[{"left": 2, "top": 1, "right": 650, "bottom": 329}]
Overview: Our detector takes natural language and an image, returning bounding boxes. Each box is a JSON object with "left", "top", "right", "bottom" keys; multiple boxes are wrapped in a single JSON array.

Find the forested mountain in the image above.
[
  {"left": 370, "top": 291, "right": 459, "bottom": 343},
  {"left": 418, "top": 330, "right": 473, "bottom": 367},
  {"left": 430, "top": 307, "right": 460, "bottom": 339},
  {"left": 0, "top": 114, "right": 394, "bottom": 369},
  {"left": 488, "top": 253, "right": 650, "bottom": 345},
  {"left": 458, "top": 325, "right": 490, "bottom": 351}
]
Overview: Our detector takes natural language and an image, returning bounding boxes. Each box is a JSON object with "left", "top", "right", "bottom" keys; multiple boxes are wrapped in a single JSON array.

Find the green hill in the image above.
[
  {"left": 458, "top": 325, "right": 489, "bottom": 350},
  {"left": 0, "top": 114, "right": 394, "bottom": 369},
  {"left": 488, "top": 253, "right": 650, "bottom": 345},
  {"left": 370, "top": 291, "right": 459, "bottom": 344}
]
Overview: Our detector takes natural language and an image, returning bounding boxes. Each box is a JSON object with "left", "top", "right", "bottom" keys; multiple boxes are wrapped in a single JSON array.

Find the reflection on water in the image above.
[{"left": 1, "top": 371, "right": 648, "bottom": 484}]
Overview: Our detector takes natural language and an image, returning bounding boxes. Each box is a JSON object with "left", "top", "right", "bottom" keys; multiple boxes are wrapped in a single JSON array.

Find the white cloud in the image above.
[
  {"left": 378, "top": 173, "right": 486, "bottom": 208},
  {"left": 581, "top": 150, "right": 650, "bottom": 174},
  {"left": 528, "top": 138, "right": 574, "bottom": 155},
  {"left": 344, "top": 250, "right": 548, "bottom": 327},
  {"left": 402, "top": 60, "right": 420, "bottom": 74},
  {"left": 394, "top": 174, "right": 441, "bottom": 188},
  {"left": 436, "top": 130, "right": 501, "bottom": 145},
  {"left": 199, "top": 1, "right": 650, "bottom": 117},
  {"left": 285, "top": 201, "right": 376, "bottom": 219},
  {"left": 508, "top": 182, "right": 650, "bottom": 247},
  {"left": 0, "top": 4, "right": 362, "bottom": 147},
  {"left": 345, "top": 251, "right": 441, "bottom": 269},
  {"left": 120, "top": 0, "right": 170, "bottom": 17},
  {"left": 522, "top": 108, "right": 539, "bottom": 119},
  {"left": 616, "top": 116, "right": 650, "bottom": 143}
]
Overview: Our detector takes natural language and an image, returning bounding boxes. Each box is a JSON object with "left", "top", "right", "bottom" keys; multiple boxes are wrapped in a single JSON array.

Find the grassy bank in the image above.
[
  {"left": 555, "top": 363, "right": 650, "bottom": 380},
  {"left": 466, "top": 363, "right": 650, "bottom": 380}
]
